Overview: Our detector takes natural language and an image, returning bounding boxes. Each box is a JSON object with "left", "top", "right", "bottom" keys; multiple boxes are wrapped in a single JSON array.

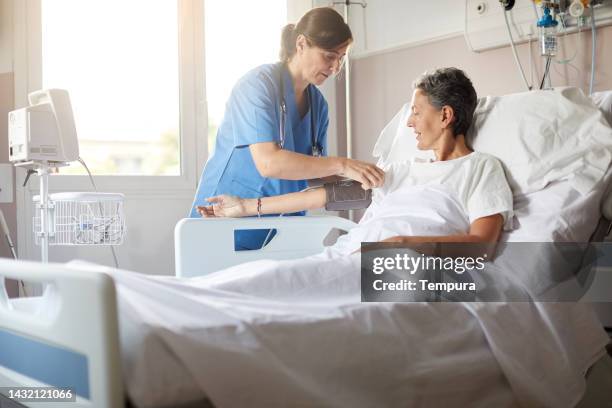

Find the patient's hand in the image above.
[{"left": 197, "top": 195, "right": 247, "bottom": 218}]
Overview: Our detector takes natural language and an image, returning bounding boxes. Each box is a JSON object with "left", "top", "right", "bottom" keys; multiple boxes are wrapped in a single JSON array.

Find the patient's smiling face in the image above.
[{"left": 407, "top": 89, "right": 445, "bottom": 151}]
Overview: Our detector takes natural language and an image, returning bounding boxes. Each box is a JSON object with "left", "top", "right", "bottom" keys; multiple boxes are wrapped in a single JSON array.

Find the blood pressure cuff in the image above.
[{"left": 324, "top": 180, "right": 372, "bottom": 211}]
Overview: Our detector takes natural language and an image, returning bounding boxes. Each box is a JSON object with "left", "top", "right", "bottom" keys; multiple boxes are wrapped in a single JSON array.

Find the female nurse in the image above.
[{"left": 190, "top": 7, "right": 385, "bottom": 250}]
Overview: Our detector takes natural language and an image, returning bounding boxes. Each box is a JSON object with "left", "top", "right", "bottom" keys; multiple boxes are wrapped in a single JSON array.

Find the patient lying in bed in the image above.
[{"left": 198, "top": 67, "right": 513, "bottom": 254}]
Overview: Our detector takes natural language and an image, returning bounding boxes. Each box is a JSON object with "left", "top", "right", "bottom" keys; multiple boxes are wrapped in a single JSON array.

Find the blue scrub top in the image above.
[{"left": 190, "top": 63, "right": 329, "bottom": 249}]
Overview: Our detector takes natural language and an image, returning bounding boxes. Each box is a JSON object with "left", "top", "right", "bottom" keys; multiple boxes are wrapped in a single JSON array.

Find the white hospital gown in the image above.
[
  {"left": 330, "top": 151, "right": 514, "bottom": 254},
  {"left": 379, "top": 151, "right": 513, "bottom": 224}
]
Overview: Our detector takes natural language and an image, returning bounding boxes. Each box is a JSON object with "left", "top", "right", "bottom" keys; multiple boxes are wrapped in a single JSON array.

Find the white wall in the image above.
[{"left": 346, "top": 0, "right": 463, "bottom": 57}]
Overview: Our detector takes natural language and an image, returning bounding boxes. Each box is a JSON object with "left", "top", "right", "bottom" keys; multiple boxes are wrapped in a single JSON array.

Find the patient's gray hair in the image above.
[{"left": 413, "top": 68, "right": 477, "bottom": 137}]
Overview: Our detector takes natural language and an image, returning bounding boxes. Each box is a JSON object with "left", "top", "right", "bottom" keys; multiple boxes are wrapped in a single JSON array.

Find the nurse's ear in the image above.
[{"left": 295, "top": 34, "right": 307, "bottom": 55}]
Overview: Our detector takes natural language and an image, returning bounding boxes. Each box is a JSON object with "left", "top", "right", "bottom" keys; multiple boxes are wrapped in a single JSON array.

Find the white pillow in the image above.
[
  {"left": 372, "top": 103, "right": 433, "bottom": 169},
  {"left": 467, "top": 87, "right": 612, "bottom": 196},
  {"left": 590, "top": 90, "right": 612, "bottom": 127}
]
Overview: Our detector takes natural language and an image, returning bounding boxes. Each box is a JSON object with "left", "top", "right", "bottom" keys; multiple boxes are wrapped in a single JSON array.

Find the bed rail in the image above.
[
  {"left": 0, "top": 259, "right": 123, "bottom": 407},
  {"left": 174, "top": 215, "right": 357, "bottom": 277}
]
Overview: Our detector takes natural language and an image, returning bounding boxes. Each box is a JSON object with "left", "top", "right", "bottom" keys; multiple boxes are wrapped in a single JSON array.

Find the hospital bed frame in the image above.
[{"left": 0, "top": 259, "right": 123, "bottom": 408}]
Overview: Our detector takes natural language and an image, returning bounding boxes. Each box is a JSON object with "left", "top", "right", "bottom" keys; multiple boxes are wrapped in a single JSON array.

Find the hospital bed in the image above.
[{"left": 2, "top": 87, "right": 612, "bottom": 408}]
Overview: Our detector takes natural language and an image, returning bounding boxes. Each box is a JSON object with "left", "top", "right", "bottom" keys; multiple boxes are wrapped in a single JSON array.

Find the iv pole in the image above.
[
  {"left": 37, "top": 162, "right": 51, "bottom": 263},
  {"left": 332, "top": 0, "right": 367, "bottom": 221},
  {"left": 15, "top": 160, "right": 57, "bottom": 263},
  {"left": 332, "top": 0, "right": 367, "bottom": 161}
]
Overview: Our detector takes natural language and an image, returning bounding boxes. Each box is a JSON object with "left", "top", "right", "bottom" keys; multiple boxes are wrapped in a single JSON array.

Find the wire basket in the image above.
[{"left": 33, "top": 192, "right": 126, "bottom": 246}]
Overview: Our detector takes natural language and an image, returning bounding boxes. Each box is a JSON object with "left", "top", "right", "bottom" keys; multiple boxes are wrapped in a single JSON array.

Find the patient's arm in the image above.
[
  {"left": 375, "top": 214, "right": 504, "bottom": 259},
  {"left": 197, "top": 188, "right": 327, "bottom": 218}
]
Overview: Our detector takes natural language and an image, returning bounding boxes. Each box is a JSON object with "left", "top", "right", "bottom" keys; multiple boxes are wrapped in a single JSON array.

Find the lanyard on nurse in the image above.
[{"left": 278, "top": 63, "right": 322, "bottom": 157}]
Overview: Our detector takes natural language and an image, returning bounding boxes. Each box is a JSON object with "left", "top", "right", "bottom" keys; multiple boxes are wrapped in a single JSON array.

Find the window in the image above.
[
  {"left": 14, "top": 0, "right": 207, "bottom": 266},
  {"left": 204, "top": 0, "right": 287, "bottom": 152},
  {"left": 40, "top": 0, "right": 180, "bottom": 175}
]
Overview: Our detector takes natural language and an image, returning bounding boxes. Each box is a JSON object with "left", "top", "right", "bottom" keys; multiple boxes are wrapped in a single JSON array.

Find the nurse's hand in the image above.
[
  {"left": 339, "top": 158, "right": 385, "bottom": 190},
  {"left": 197, "top": 195, "right": 248, "bottom": 218}
]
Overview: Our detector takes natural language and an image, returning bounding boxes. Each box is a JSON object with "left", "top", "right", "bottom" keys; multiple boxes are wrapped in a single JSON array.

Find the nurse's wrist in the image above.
[{"left": 334, "top": 157, "right": 348, "bottom": 175}]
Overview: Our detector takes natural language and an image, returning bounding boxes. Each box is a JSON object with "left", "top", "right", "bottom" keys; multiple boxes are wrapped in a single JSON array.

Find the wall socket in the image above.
[{"left": 0, "top": 164, "right": 14, "bottom": 203}]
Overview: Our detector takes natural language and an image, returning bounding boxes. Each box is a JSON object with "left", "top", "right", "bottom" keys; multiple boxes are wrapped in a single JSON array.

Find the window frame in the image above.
[{"left": 13, "top": 0, "right": 207, "bottom": 192}]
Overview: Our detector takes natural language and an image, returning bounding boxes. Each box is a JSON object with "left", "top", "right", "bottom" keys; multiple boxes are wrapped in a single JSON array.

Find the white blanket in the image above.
[
  {"left": 96, "top": 254, "right": 607, "bottom": 408},
  {"left": 329, "top": 185, "right": 469, "bottom": 255},
  {"left": 81, "top": 184, "right": 609, "bottom": 408},
  {"left": 105, "top": 257, "right": 516, "bottom": 408}
]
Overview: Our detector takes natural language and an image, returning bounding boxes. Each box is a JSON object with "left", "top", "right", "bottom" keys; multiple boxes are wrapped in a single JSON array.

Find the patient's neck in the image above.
[{"left": 434, "top": 134, "right": 472, "bottom": 161}]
